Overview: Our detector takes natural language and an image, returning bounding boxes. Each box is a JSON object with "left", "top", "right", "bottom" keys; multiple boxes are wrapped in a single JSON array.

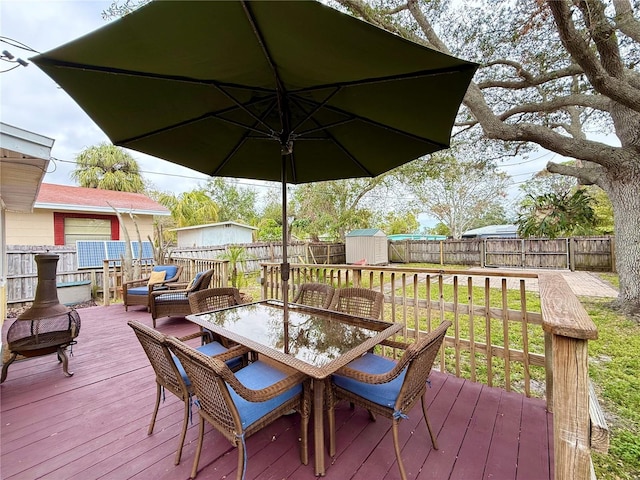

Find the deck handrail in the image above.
[{"left": 261, "top": 262, "right": 602, "bottom": 480}]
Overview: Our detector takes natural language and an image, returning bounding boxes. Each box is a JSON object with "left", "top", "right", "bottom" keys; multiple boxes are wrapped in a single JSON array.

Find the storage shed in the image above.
[
  {"left": 345, "top": 229, "right": 388, "bottom": 265},
  {"left": 171, "top": 221, "right": 257, "bottom": 248}
]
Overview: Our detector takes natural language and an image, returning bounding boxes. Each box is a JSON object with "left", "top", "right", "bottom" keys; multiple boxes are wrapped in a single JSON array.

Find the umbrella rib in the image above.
[
  {"left": 288, "top": 94, "right": 449, "bottom": 148},
  {"left": 213, "top": 100, "right": 281, "bottom": 177},
  {"left": 292, "top": 64, "right": 477, "bottom": 95}
]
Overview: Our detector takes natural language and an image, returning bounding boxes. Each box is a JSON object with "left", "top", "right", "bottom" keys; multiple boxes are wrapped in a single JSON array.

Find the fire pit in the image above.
[
  {"left": 1, "top": 254, "right": 81, "bottom": 383},
  {"left": 2, "top": 310, "right": 81, "bottom": 382}
]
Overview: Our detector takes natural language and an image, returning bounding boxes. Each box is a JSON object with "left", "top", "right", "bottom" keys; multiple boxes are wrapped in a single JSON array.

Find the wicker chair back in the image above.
[
  {"left": 292, "top": 283, "right": 335, "bottom": 309},
  {"left": 330, "top": 287, "right": 384, "bottom": 319}
]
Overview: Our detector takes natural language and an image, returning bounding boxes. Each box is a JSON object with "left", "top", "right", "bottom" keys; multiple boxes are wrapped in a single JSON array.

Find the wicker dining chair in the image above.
[
  {"left": 127, "top": 320, "right": 246, "bottom": 466},
  {"left": 330, "top": 287, "right": 384, "bottom": 319},
  {"left": 189, "top": 287, "right": 244, "bottom": 348},
  {"left": 327, "top": 321, "right": 452, "bottom": 480},
  {"left": 292, "top": 283, "right": 335, "bottom": 309},
  {"left": 148, "top": 269, "right": 215, "bottom": 327},
  {"left": 166, "top": 335, "right": 310, "bottom": 480}
]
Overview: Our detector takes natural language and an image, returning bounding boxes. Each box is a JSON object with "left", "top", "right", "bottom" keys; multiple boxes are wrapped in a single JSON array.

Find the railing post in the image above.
[
  {"left": 102, "top": 260, "right": 110, "bottom": 306},
  {"left": 539, "top": 272, "right": 598, "bottom": 480}
]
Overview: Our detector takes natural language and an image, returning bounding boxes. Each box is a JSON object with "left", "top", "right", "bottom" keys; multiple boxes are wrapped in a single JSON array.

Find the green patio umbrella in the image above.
[{"left": 32, "top": 0, "right": 477, "bottom": 307}]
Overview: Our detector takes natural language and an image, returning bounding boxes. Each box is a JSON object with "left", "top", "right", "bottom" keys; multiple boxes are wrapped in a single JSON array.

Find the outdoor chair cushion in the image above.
[
  {"left": 173, "top": 341, "right": 243, "bottom": 384},
  {"left": 332, "top": 353, "right": 407, "bottom": 408},
  {"left": 127, "top": 286, "right": 152, "bottom": 296},
  {"left": 154, "top": 292, "right": 188, "bottom": 303},
  {"left": 227, "top": 360, "right": 303, "bottom": 429},
  {"left": 153, "top": 265, "right": 179, "bottom": 279},
  {"left": 148, "top": 270, "right": 167, "bottom": 286}
]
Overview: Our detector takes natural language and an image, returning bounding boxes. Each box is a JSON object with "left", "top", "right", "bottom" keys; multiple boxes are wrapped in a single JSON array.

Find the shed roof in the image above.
[
  {"left": 35, "top": 183, "right": 170, "bottom": 216},
  {"left": 462, "top": 224, "right": 518, "bottom": 237},
  {"left": 346, "top": 228, "right": 386, "bottom": 237}
]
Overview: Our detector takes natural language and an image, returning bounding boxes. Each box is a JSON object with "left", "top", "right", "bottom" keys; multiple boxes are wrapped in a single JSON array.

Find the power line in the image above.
[{"left": 48, "top": 156, "right": 280, "bottom": 190}]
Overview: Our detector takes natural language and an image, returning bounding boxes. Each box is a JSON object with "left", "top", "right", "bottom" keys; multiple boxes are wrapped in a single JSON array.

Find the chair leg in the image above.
[
  {"left": 174, "top": 397, "right": 190, "bottom": 465},
  {"left": 392, "top": 420, "right": 407, "bottom": 480},
  {"left": 148, "top": 383, "right": 161, "bottom": 435},
  {"left": 236, "top": 434, "right": 247, "bottom": 480},
  {"left": 421, "top": 395, "right": 438, "bottom": 450},
  {"left": 190, "top": 417, "right": 205, "bottom": 479}
]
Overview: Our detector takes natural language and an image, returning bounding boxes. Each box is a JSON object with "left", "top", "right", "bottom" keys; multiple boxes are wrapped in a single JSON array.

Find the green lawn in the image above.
[{"left": 585, "top": 295, "right": 640, "bottom": 480}]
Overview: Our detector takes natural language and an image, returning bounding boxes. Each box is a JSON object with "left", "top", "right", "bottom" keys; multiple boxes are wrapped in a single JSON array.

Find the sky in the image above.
[
  {"left": 1, "top": 0, "right": 212, "bottom": 194},
  {"left": 1, "top": 0, "right": 564, "bottom": 225}
]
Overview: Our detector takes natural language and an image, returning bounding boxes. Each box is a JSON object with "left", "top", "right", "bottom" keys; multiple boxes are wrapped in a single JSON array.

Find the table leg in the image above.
[{"left": 313, "top": 378, "right": 325, "bottom": 476}]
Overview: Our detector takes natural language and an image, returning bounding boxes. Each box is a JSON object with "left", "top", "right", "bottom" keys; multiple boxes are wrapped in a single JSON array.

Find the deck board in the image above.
[{"left": 2, "top": 304, "right": 553, "bottom": 479}]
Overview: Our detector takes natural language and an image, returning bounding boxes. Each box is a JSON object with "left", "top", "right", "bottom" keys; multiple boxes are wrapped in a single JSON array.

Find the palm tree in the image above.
[{"left": 72, "top": 143, "right": 145, "bottom": 192}]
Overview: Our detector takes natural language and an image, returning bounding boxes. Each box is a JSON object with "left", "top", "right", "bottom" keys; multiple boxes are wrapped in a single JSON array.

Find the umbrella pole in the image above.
[{"left": 281, "top": 154, "right": 290, "bottom": 325}]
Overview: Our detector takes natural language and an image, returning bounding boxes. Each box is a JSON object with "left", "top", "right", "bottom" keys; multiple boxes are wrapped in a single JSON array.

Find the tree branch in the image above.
[
  {"left": 477, "top": 62, "right": 584, "bottom": 89},
  {"left": 547, "top": 0, "right": 640, "bottom": 111},
  {"left": 546, "top": 160, "right": 603, "bottom": 186},
  {"left": 613, "top": 0, "right": 640, "bottom": 43}
]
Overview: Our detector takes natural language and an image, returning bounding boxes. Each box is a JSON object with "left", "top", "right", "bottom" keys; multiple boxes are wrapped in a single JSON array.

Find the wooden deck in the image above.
[{"left": 1, "top": 305, "right": 553, "bottom": 479}]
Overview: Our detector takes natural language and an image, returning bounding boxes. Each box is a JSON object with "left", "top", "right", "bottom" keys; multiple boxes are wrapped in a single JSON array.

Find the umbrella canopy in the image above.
[{"left": 32, "top": 0, "right": 477, "bottom": 301}]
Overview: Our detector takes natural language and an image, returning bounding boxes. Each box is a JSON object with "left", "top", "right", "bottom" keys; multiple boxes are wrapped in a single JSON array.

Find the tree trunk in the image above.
[{"left": 608, "top": 173, "right": 640, "bottom": 314}]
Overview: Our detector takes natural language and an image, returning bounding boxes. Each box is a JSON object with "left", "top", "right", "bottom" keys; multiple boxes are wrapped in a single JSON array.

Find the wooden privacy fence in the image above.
[
  {"left": 4, "top": 242, "right": 343, "bottom": 306},
  {"left": 172, "top": 241, "right": 345, "bottom": 271},
  {"left": 389, "top": 236, "right": 615, "bottom": 271},
  {"left": 261, "top": 262, "right": 607, "bottom": 479}
]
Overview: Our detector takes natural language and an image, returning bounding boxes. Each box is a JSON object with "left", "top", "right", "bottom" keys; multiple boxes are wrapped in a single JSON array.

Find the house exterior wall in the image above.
[
  {"left": 5, "top": 209, "right": 156, "bottom": 246},
  {"left": 5, "top": 210, "right": 53, "bottom": 245}
]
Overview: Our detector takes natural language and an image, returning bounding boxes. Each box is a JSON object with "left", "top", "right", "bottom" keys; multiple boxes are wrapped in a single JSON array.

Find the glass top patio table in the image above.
[
  {"left": 186, "top": 299, "right": 402, "bottom": 380},
  {"left": 187, "top": 299, "right": 402, "bottom": 476}
]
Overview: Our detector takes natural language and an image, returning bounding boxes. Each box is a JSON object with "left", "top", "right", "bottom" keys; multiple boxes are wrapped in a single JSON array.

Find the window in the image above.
[{"left": 54, "top": 212, "right": 119, "bottom": 245}]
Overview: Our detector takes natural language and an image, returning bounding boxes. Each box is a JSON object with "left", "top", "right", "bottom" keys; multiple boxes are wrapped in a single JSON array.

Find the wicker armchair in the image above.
[
  {"left": 166, "top": 335, "right": 310, "bottom": 480},
  {"left": 330, "top": 287, "right": 384, "bottom": 319},
  {"left": 327, "top": 321, "right": 452, "bottom": 480},
  {"left": 123, "top": 265, "right": 183, "bottom": 311},
  {"left": 292, "top": 283, "right": 335, "bottom": 309},
  {"left": 148, "top": 269, "right": 214, "bottom": 328},
  {"left": 127, "top": 320, "right": 246, "bottom": 466}
]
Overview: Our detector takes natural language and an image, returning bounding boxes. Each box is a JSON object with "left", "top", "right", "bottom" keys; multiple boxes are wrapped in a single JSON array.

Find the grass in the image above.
[{"left": 585, "top": 295, "right": 640, "bottom": 480}]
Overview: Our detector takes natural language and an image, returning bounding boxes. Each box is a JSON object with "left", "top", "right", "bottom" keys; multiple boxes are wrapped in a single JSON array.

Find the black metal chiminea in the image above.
[{"left": 1, "top": 254, "right": 81, "bottom": 383}]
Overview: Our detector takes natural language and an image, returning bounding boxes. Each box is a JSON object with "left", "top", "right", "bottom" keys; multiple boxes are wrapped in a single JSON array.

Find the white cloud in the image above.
[{"left": 1, "top": 0, "right": 209, "bottom": 193}]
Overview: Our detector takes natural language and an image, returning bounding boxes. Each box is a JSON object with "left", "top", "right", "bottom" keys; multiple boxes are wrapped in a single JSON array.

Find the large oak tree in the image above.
[{"left": 333, "top": 0, "right": 640, "bottom": 314}]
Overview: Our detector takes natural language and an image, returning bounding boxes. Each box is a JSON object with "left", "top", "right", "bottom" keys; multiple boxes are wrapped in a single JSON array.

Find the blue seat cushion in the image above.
[
  {"left": 227, "top": 361, "right": 302, "bottom": 429},
  {"left": 154, "top": 292, "right": 188, "bottom": 303},
  {"left": 173, "top": 341, "right": 242, "bottom": 385},
  {"left": 332, "top": 353, "right": 406, "bottom": 409},
  {"left": 154, "top": 265, "right": 178, "bottom": 279},
  {"left": 127, "top": 286, "right": 149, "bottom": 296}
]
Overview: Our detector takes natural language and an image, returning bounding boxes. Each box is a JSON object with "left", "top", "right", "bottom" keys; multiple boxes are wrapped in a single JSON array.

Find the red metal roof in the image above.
[{"left": 35, "top": 183, "right": 169, "bottom": 215}]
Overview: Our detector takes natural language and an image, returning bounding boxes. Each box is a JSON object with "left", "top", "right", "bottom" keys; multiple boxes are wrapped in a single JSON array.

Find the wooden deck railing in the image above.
[
  {"left": 101, "top": 258, "right": 229, "bottom": 305},
  {"left": 261, "top": 262, "right": 604, "bottom": 480}
]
